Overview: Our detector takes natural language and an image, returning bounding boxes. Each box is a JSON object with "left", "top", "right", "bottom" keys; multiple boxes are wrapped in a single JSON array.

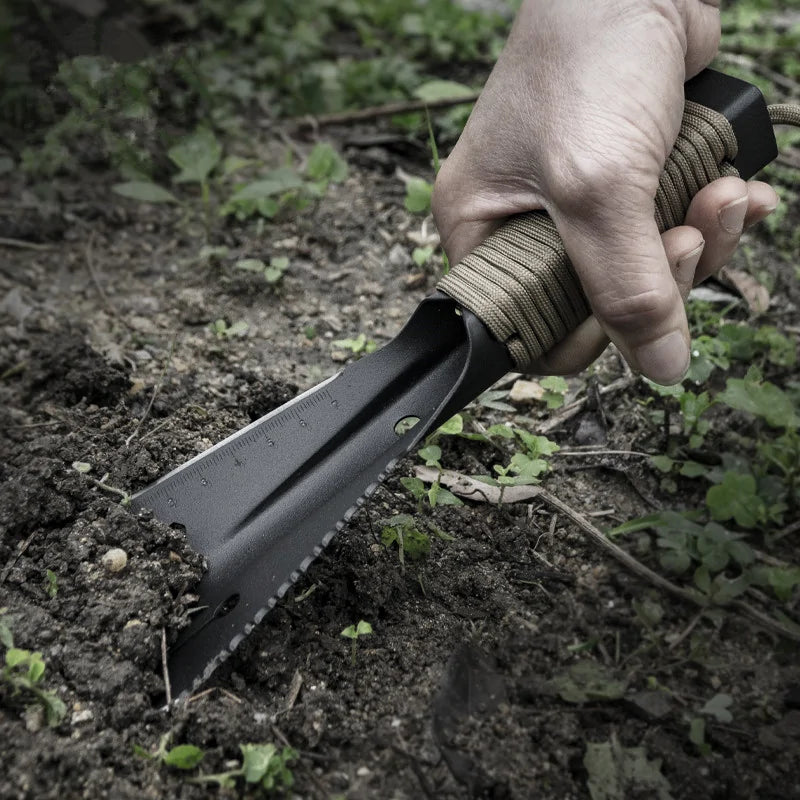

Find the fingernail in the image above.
[
  {"left": 636, "top": 331, "right": 690, "bottom": 386},
  {"left": 719, "top": 195, "right": 748, "bottom": 234},
  {"left": 676, "top": 241, "right": 704, "bottom": 286}
]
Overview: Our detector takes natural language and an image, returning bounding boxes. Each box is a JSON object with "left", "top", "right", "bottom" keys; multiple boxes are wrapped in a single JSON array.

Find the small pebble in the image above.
[
  {"left": 72, "top": 709, "right": 94, "bottom": 725},
  {"left": 101, "top": 548, "right": 127, "bottom": 573}
]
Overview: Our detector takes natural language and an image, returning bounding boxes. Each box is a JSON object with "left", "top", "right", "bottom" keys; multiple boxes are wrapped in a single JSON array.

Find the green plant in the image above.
[
  {"left": 134, "top": 733, "right": 205, "bottom": 769},
  {"left": 221, "top": 143, "right": 348, "bottom": 222},
  {"left": 136, "top": 733, "right": 296, "bottom": 792},
  {"left": 381, "top": 513, "right": 454, "bottom": 567},
  {"left": 539, "top": 375, "right": 569, "bottom": 409},
  {"left": 0, "top": 610, "right": 67, "bottom": 727},
  {"left": 44, "top": 570, "right": 58, "bottom": 599},
  {"left": 236, "top": 256, "right": 291, "bottom": 284},
  {"left": 210, "top": 319, "right": 249, "bottom": 339},
  {"left": 72, "top": 462, "right": 132, "bottom": 506},
  {"left": 331, "top": 333, "right": 377, "bottom": 357},
  {"left": 403, "top": 176, "right": 433, "bottom": 214},
  {"left": 340, "top": 619, "right": 373, "bottom": 665}
]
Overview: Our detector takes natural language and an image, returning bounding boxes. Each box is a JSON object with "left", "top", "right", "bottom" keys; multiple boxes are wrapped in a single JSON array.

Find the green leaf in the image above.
[
  {"left": 112, "top": 181, "right": 178, "bottom": 204},
  {"left": 163, "top": 744, "right": 204, "bottom": 770},
  {"left": 6, "top": 647, "right": 29, "bottom": 668},
  {"left": 766, "top": 566, "right": 800, "bottom": 602},
  {"left": 231, "top": 168, "right": 305, "bottom": 200},
  {"left": 305, "top": 143, "right": 348, "bottom": 183},
  {"left": 168, "top": 128, "right": 222, "bottom": 184},
  {"left": 429, "top": 484, "right": 462, "bottom": 506},
  {"left": 651, "top": 455, "right": 674, "bottom": 473},
  {"left": 548, "top": 660, "right": 626, "bottom": 704},
  {"left": 236, "top": 258, "right": 266, "bottom": 273},
  {"left": 418, "top": 445, "right": 441, "bottom": 466},
  {"left": 412, "top": 245, "right": 434, "bottom": 267},
  {"left": 706, "top": 472, "right": 765, "bottom": 528},
  {"left": 404, "top": 177, "right": 433, "bottom": 213},
  {"left": 27, "top": 654, "right": 45, "bottom": 683},
  {"left": 437, "top": 414, "right": 464, "bottom": 436},
  {"left": 413, "top": 79, "right": 475, "bottom": 103},
  {"left": 540, "top": 375, "right": 568, "bottom": 409},
  {"left": 400, "top": 476, "right": 426, "bottom": 500},
  {"left": 515, "top": 430, "right": 560, "bottom": 457},
  {"left": 240, "top": 743, "right": 277, "bottom": 783},
  {"left": 701, "top": 693, "right": 733, "bottom": 723},
  {"left": 40, "top": 691, "right": 67, "bottom": 727},
  {"left": 355, "top": 620, "right": 373, "bottom": 636},
  {"left": 44, "top": 569, "right": 58, "bottom": 599},
  {"left": 659, "top": 549, "right": 692, "bottom": 574},
  {"left": 688, "top": 717, "right": 710, "bottom": 756},
  {"left": 718, "top": 377, "right": 798, "bottom": 429},
  {"left": 584, "top": 734, "right": 674, "bottom": 800},
  {"left": 0, "top": 617, "right": 13, "bottom": 650}
]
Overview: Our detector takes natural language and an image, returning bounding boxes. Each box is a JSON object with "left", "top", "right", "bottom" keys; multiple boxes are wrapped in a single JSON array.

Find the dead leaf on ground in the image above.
[
  {"left": 414, "top": 466, "right": 542, "bottom": 504},
  {"left": 718, "top": 266, "right": 770, "bottom": 313},
  {"left": 509, "top": 379, "right": 545, "bottom": 403}
]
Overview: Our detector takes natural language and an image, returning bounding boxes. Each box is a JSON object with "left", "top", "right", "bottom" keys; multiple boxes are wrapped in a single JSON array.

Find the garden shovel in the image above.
[{"left": 131, "top": 69, "right": 792, "bottom": 699}]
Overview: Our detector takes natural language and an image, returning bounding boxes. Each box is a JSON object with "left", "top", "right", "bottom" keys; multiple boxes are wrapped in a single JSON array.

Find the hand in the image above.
[{"left": 432, "top": 0, "right": 779, "bottom": 384}]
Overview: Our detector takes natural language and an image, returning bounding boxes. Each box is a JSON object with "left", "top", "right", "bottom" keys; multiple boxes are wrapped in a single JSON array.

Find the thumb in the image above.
[{"left": 550, "top": 201, "right": 691, "bottom": 385}]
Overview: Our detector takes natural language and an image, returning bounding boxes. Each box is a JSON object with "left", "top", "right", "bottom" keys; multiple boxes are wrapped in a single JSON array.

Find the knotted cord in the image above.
[{"left": 438, "top": 100, "right": 800, "bottom": 371}]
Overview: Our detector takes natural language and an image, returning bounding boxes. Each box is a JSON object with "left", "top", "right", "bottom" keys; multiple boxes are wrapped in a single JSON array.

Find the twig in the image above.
[
  {"left": 0, "top": 530, "right": 38, "bottom": 584},
  {"left": 668, "top": 609, "right": 705, "bottom": 651},
  {"left": 126, "top": 335, "right": 178, "bottom": 447},
  {"left": 533, "top": 487, "right": 800, "bottom": 643},
  {"left": 0, "top": 237, "right": 55, "bottom": 251},
  {"left": 555, "top": 449, "right": 652, "bottom": 458},
  {"left": 85, "top": 474, "right": 131, "bottom": 505},
  {"left": 85, "top": 233, "right": 134, "bottom": 329},
  {"left": 715, "top": 52, "right": 800, "bottom": 97},
  {"left": 290, "top": 92, "right": 481, "bottom": 128},
  {"left": 538, "top": 374, "right": 637, "bottom": 433},
  {"left": 161, "top": 627, "right": 172, "bottom": 708},
  {"left": 185, "top": 687, "right": 215, "bottom": 705}
]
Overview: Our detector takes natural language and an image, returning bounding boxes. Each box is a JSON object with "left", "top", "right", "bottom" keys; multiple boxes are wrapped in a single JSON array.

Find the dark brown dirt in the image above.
[{"left": 2, "top": 113, "right": 800, "bottom": 800}]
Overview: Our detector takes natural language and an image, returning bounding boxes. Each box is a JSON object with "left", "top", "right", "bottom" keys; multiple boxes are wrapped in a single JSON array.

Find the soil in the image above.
[{"left": 2, "top": 64, "right": 800, "bottom": 800}]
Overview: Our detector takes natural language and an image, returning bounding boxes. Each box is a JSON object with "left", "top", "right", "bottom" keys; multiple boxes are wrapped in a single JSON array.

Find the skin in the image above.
[{"left": 432, "top": 0, "right": 779, "bottom": 384}]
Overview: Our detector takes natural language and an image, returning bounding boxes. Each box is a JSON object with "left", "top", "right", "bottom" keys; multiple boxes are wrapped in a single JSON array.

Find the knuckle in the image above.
[{"left": 594, "top": 285, "right": 676, "bottom": 332}]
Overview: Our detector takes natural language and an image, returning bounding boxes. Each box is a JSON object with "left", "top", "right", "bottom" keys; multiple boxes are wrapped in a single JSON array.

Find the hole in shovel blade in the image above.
[
  {"left": 394, "top": 415, "right": 421, "bottom": 436},
  {"left": 213, "top": 593, "right": 240, "bottom": 619}
]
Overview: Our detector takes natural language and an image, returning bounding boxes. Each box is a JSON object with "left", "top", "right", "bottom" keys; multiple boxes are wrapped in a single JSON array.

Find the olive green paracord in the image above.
[{"left": 438, "top": 100, "right": 800, "bottom": 372}]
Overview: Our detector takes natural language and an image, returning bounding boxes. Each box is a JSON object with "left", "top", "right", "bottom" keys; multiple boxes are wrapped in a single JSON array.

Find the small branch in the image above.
[
  {"left": 125, "top": 335, "right": 178, "bottom": 447},
  {"left": 290, "top": 92, "right": 480, "bottom": 128},
  {"left": 538, "top": 374, "right": 637, "bottom": 434},
  {"left": 161, "top": 627, "right": 172, "bottom": 708},
  {"left": 533, "top": 487, "right": 800, "bottom": 643},
  {"left": 0, "top": 237, "right": 55, "bottom": 250},
  {"left": 555, "top": 449, "right": 652, "bottom": 459}
]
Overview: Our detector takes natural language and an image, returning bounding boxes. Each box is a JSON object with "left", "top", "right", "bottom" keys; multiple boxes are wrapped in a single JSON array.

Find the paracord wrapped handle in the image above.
[{"left": 437, "top": 69, "right": 781, "bottom": 371}]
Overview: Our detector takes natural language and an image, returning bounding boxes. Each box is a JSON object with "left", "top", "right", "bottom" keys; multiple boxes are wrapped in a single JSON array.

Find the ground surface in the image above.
[{"left": 2, "top": 5, "right": 800, "bottom": 800}]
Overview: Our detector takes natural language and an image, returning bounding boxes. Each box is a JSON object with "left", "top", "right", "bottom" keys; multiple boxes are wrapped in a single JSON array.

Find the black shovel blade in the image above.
[{"left": 131, "top": 293, "right": 510, "bottom": 698}]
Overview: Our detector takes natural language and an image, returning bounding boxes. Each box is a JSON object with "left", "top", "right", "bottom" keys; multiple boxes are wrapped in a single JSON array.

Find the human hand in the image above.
[{"left": 432, "top": 0, "right": 779, "bottom": 384}]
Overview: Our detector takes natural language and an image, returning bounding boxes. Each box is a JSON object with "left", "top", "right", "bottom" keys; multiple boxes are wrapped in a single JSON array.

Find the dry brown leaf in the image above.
[
  {"left": 509, "top": 379, "right": 545, "bottom": 403},
  {"left": 415, "top": 466, "right": 542, "bottom": 504},
  {"left": 718, "top": 266, "right": 770, "bottom": 313}
]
